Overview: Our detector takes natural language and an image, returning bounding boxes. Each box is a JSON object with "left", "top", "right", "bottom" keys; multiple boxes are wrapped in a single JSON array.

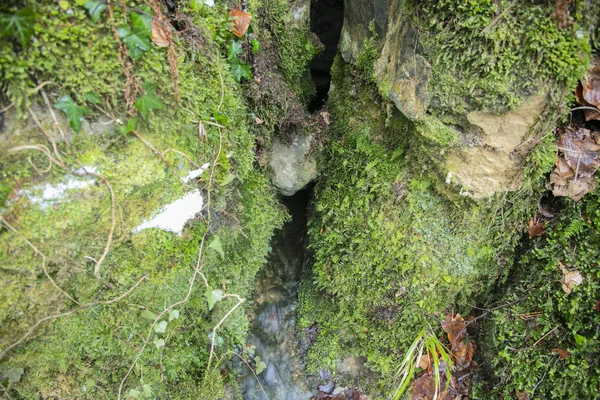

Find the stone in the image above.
[
  {"left": 446, "top": 92, "right": 547, "bottom": 198},
  {"left": 336, "top": 355, "right": 368, "bottom": 378},
  {"left": 318, "top": 381, "right": 334, "bottom": 394},
  {"left": 269, "top": 133, "right": 316, "bottom": 196}
]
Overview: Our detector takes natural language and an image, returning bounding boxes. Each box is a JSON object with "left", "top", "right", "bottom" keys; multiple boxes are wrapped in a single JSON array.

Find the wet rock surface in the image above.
[{"left": 269, "top": 133, "right": 317, "bottom": 196}]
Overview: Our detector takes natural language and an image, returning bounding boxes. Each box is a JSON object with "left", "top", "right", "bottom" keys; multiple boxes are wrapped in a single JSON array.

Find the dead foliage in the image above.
[
  {"left": 528, "top": 216, "right": 546, "bottom": 239},
  {"left": 148, "top": 0, "right": 180, "bottom": 102},
  {"left": 552, "top": 0, "right": 573, "bottom": 30},
  {"left": 558, "top": 260, "right": 584, "bottom": 294},
  {"left": 229, "top": 8, "right": 252, "bottom": 38},
  {"left": 575, "top": 53, "right": 600, "bottom": 121},
  {"left": 411, "top": 314, "right": 477, "bottom": 400},
  {"left": 548, "top": 125, "right": 600, "bottom": 201}
]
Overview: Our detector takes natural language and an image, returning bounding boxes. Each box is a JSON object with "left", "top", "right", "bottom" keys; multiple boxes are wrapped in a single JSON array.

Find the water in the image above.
[{"left": 237, "top": 189, "right": 315, "bottom": 400}]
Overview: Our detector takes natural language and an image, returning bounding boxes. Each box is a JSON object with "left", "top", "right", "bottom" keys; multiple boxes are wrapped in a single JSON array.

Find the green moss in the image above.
[
  {"left": 298, "top": 56, "right": 540, "bottom": 395},
  {"left": 475, "top": 190, "right": 600, "bottom": 399},
  {"left": 416, "top": 0, "right": 592, "bottom": 114},
  {"left": 0, "top": 1, "right": 285, "bottom": 397}
]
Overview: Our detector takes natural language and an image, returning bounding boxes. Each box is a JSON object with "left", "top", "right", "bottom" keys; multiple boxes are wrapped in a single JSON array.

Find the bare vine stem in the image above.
[
  {"left": 0, "top": 275, "right": 148, "bottom": 361},
  {"left": 0, "top": 216, "right": 78, "bottom": 305}
]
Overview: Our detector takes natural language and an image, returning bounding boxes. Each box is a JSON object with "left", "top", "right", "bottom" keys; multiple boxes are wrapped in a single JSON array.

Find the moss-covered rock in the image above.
[{"left": 0, "top": 0, "right": 289, "bottom": 397}]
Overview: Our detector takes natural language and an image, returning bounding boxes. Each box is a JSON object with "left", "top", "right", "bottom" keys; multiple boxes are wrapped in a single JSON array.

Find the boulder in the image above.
[{"left": 269, "top": 133, "right": 316, "bottom": 196}]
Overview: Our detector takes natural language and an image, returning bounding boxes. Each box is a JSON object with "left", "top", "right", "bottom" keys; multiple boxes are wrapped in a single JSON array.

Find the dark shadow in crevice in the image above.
[{"left": 308, "top": 0, "right": 344, "bottom": 112}]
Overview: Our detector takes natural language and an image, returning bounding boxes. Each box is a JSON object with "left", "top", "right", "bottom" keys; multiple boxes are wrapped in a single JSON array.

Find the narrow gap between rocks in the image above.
[{"left": 308, "top": 0, "right": 344, "bottom": 113}]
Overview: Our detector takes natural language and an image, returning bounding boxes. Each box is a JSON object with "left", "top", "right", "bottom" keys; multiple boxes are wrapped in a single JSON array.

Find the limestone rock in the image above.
[
  {"left": 269, "top": 133, "right": 316, "bottom": 196},
  {"left": 446, "top": 92, "right": 546, "bottom": 198}
]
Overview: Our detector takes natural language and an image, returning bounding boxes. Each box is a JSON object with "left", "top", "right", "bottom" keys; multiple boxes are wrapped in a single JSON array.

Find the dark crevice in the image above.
[{"left": 308, "top": 0, "right": 344, "bottom": 112}]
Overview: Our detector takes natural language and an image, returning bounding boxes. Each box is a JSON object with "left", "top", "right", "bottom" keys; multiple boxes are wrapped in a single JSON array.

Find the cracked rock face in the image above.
[
  {"left": 446, "top": 92, "right": 546, "bottom": 198},
  {"left": 269, "top": 133, "right": 316, "bottom": 196}
]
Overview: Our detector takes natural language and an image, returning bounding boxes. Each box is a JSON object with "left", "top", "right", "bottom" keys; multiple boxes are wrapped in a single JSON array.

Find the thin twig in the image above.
[
  {"left": 0, "top": 275, "right": 148, "bottom": 361},
  {"left": 531, "top": 326, "right": 559, "bottom": 348},
  {"left": 0, "top": 216, "right": 78, "bottom": 305}
]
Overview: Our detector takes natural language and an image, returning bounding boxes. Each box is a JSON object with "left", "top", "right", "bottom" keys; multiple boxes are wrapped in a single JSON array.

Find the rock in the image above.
[
  {"left": 319, "top": 381, "right": 334, "bottom": 393},
  {"left": 446, "top": 92, "right": 546, "bottom": 198},
  {"left": 336, "top": 355, "right": 368, "bottom": 378},
  {"left": 319, "top": 368, "right": 331, "bottom": 380},
  {"left": 269, "top": 133, "right": 316, "bottom": 196}
]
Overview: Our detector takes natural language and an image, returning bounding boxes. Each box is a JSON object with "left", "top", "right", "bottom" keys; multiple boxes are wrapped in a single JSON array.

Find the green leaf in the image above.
[
  {"left": 120, "top": 117, "right": 138, "bottom": 135},
  {"left": 134, "top": 85, "right": 164, "bottom": 120},
  {"left": 230, "top": 59, "right": 252, "bottom": 83},
  {"left": 0, "top": 8, "right": 36, "bottom": 46},
  {"left": 83, "top": 378, "right": 96, "bottom": 392},
  {"left": 129, "top": 388, "right": 141, "bottom": 399},
  {"left": 574, "top": 333, "right": 587, "bottom": 346},
  {"left": 250, "top": 38, "right": 260, "bottom": 54},
  {"left": 254, "top": 356, "right": 266, "bottom": 374},
  {"left": 117, "top": 12, "right": 152, "bottom": 58},
  {"left": 141, "top": 309, "right": 158, "bottom": 321},
  {"left": 205, "top": 286, "right": 223, "bottom": 311},
  {"left": 168, "top": 309, "right": 179, "bottom": 321},
  {"left": 85, "top": 92, "right": 101, "bottom": 104},
  {"left": 142, "top": 384, "right": 152, "bottom": 398},
  {"left": 2, "top": 368, "right": 24, "bottom": 383},
  {"left": 54, "top": 95, "right": 91, "bottom": 133},
  {"left": 227, "top": 40, "right": 243, "bottom": 61},
  {"left": 154, "top": 320, "right": 168, "bottom": 334},
  {"left": 75, "top": 0, "right": 88, "bottom": 5},
  {"left": 153, "top": 338, "right": 165, "bottom": 349},
  {"left": 207, "top": 331, "right": 224, "bottom": 346},
  {"left": 220, "top": 173, "right": 235, "bottom": 186},
  {"left": 59, "top": 1, "right": 70, "bottom": 11},
  {"left": 208, "top": 236, "right": 224, "bottom": 259},
  {"left": 84, "top": 0, "right": 106, "bottom": 21}
]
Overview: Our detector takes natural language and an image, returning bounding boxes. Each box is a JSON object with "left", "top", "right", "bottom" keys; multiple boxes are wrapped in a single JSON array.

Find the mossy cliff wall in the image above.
[
  {"left": 0, "top": 0, "right": 317, "bottom": 398},
  {"left": 299, "top": 0, "right": 599, "bottom": 398}
]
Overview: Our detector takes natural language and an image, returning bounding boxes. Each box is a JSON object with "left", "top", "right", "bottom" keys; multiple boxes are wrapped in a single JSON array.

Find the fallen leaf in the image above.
[
  {"left": 552, "top": 348, "right": 569, "bottom": 360},
  {"left": 151, "top": 19, "right": 170, "bottom": 47},
  {"left": 453, "top": 341, "right": 474, "bottom": 371},
  {"left": 517, "top": 391, "right": 530, "bottom": 400},
  {"left": 229, "top": 8, "right": 252, "bottom": 38},
  {"left": 558, "top": 261, "right": 584, "bottom": 294},
  {"left": 320, "top": 110, "right": 330, "bottom": 125},
  {"left": 418, "top": 353, "right": 431, "bottom": 371},
  {"left": 528, "top": 217, "right": 545, "bottom": 239},
  {"left": 442, "top": 314, "right": 467, "bottom": 347},
  {"left": 581, "top": 54, "right": 600, "bottom": 108},
  {"left": 255, "top": 116, "right": 264, "bottom": 124},
  {"left": 556, "top": 127, "right": 600, "bottom": 178},
  {"left": 594, "top": 299, "right": 600, "bottom": 312}
]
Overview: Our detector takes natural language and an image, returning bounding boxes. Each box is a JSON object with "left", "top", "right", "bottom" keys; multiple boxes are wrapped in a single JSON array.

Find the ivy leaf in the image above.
[
  {"left": 220, "top": 173, "right": 235, "bottom": 186},
  {"left": 207, "top": 331, "right": 224, "bottom": 347},
  {"left": 230, "top": 58, "right": 252, "bottom": 83},
  {"left": 254, "top": 356, "right": 266, "bottom": 374},
  {"left": 134, "top": 84, "right": 164, "bottom": 120},
  {"left": 83, "top": 0, "right": 106, "bottom": 22},
  {"left": 54, "top": 95, "right": 91, "bottom": 133},
  {"left": 85, "top": 92, "right": 101, "bottom": 104},
  {"left": 168, "top": 309, "right": 179, "bottom": 321},
  {"left": 142, "top": 384, "right": 152, "bottom": 398},
  {"left": 120, "top": 117, "right": 138, "bottom": 135},
  {"left": 250, "top": 38, "right": 260, "bottom": 54},
  {"left": 141, "top": 309, "right": 158, "bottom": 321},
  {"left": 2, "top": 368, "right": 24, "bottom": 383},
  {"left": 117, "top": 12, "right": 152, "bottom": 59},
  {"left": 208, "top": 236, "right": 224, "bottom": 259},
  {"left": 153, "top": 338, "right": 165, "bottom": 349},
  {"left": 154, "top": 320, "right": 168, "bottom": 334},
  {"left": 83, "top": 378, "right": 96, "bottom": 392},
  {"left": 205, "top": 286, "right": 223, "bottom": 311},
  {"left": 128, "top": 389, "right": 141, "bottom": 399},
  {"left": 0, "top": 8, "right": 36, "bottom": 46},
  {"left": 227, "top": 40, "right": 242, "bottom": 61}
]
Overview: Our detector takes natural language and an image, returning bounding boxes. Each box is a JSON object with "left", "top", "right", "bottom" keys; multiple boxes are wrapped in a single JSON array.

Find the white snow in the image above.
[
  {"left": 22, "top": 166, "right": 98, "bottom": 208},
  {"left": 132, "top": 190, "right": 204, "bottom": 235},
  {"left": 183, "top": 162, "right": 211, "bottom": 183}
]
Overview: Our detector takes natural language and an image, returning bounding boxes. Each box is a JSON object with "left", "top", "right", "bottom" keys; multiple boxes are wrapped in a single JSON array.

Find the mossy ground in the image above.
[
  {"left": 297, "top": 56, "right": 541, "bottom": 396},
  {"left": 0, "top": 0, "right": 296, "bottom": 398}
]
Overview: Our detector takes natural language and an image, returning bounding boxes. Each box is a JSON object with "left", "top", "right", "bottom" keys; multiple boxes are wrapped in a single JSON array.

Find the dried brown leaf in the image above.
[
  {"left": 594, "top": 299, "right": 600, "bottom": 312},
  {"left": 528, "top": 218, "right": 545, "bottom": 239},
  {"left": 442, "top": 314, "right": 467, "bottom": 347},
  {"left": 517, "top": 391, "right": 530, "bottom": 400},
  {"left": 557, "top": 127, "right": 600, "bottom": 178},
  {"left": 229, "top": 8, "right": 252, "bottom": 38},
  {"left": 552, "top": 348, "right": 569, "bottom": 360},
  {"left": 582, "top": 54, "right": 600, "bottom": 108},
  {"left": 558, "top": 261, "right": 584, "bottom": 294},
  {"left": 418, "top": 353, "right": 431, "bottom": 372},
  {"left": 151, "top": 19, "right": 170, "bottom": 47},
  {"left": 550, "top": 176, "right": 597, "bottom": 202}
]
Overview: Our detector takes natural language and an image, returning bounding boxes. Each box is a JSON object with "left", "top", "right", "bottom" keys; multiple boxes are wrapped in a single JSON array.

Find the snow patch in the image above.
[
  {"left": 183, "top": 162, "right": 211, "bottom": 183},
  {"left": 21, "top": 166, "right": 98, "bottom": 208},
  {"left": 132, "top": 190, "right": 204, "bottom": 235}
]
